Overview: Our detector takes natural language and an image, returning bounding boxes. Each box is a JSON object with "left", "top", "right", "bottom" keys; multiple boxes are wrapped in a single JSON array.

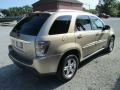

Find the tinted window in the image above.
[
  {"left": 76, "top": 15, "right": 91, "bottom": 31},
  {"left": 49, "top": 15, "right": 72, "bottom": 35},
  {"left": 90, "top": 16, "right": 104, "bottom": 30},
  {"left": 13, "top": 13, "right": 50, "bottom": 36}
]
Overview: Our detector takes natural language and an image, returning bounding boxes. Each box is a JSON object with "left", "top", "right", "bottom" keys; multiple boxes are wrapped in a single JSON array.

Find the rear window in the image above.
[
  {"left": 76, "top": 15, "right": 91, "bottom": 31},
  {"left": 12, "top": 13, "right": 50, "bottom": 36}
]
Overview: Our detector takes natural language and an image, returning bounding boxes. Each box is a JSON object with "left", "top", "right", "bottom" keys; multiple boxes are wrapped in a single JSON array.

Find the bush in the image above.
[
  {"left": 84, "top": 9, "right": 97, "bottom": 14},
  {"left": 0, "top": 16, "right": 23, "bottom": 23},
  {"left": 117, "top": 12, "right": 120, "bottom": 17}
]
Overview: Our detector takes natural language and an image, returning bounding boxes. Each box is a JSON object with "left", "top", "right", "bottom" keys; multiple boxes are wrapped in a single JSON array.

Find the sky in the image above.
[
  {"left": 80, "top": 0, "right": 99, "bottom": 9},
  {"left": 0, "top": 0, "right": 39, "bottom": 9},
  {"left": 0, "top": 0, "right": 99, "bottom": 9}
]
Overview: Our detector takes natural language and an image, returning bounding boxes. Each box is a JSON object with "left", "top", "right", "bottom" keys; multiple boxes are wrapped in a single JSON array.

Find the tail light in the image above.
[{"left": 35, "top": 41, "right": 50, "bottom": 57}]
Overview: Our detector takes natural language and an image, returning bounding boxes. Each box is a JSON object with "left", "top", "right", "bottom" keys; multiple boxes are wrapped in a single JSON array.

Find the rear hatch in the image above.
[{"left": 10, "top": 13, "right": 50, "bottom": 60}]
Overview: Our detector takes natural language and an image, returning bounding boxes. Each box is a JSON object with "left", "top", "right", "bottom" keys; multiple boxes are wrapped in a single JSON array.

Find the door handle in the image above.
[{"left": 77, "top": 34, "right": 82, "bottom": 39}]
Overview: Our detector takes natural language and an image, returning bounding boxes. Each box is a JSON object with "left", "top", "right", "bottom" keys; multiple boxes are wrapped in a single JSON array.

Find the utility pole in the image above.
[
  {"left": 98, "top": 0, "right": 103, "bottom": 6},
  {"left": 97, "top": 0, "right": 103, "bottom": 14}
]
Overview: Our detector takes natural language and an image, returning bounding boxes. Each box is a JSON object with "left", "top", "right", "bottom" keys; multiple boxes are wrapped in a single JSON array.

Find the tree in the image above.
[
  {"left": 117, "top": 2, "right": 120, "bottom": 17},
  {"left": 1, "top": 6, "right": 32, "bottom": 16},
  {"left": 84, "top": 9, "right": 97, "bottom": 14},
  {"left": 96, "top": 0, "right": 119, "bottom": 16}
]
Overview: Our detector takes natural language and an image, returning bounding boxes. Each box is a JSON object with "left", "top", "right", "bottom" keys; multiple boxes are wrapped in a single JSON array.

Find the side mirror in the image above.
[{"left": 103, "top": 25, "right": 110, "bottom": 31}]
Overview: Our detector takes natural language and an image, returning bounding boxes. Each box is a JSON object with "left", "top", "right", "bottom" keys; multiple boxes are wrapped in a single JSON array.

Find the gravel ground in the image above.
[{"left": 0, "top": 18, "right": 120, "bottom": 90}]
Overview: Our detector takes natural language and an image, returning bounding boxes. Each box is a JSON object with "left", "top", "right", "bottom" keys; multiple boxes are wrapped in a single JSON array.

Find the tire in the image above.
[
  {"left": 57, "top": 54, "right": 79, "bottom": 82},
  {"left": 105, "top": 36, "right": 115, "bottom": 53}
]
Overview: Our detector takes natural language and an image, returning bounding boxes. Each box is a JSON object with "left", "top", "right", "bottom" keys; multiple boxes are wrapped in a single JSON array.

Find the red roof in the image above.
[{"left": 33, "top": 0, "right": 83, "bottom": 6}]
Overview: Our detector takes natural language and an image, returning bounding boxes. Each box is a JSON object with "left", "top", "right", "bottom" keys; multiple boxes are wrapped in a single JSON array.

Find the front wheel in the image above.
[
  {"left": 57, "top": 54, "right": 79, "bottom": 82},
  {"left": 105, "top": 36, "right": 115, "bottom": 53}
]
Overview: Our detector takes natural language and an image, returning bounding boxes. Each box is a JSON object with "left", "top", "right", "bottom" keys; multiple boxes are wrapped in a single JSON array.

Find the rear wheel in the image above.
[{"left": 57, "top": 54, "right": 79, "bottom": 82}]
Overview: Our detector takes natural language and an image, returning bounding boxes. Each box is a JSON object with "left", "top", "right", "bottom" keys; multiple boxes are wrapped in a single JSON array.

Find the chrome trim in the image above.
[
  {"left": 82, "top": 41, "right": 96, "bottom": 49},
  {"left": 96, "top": 39, "right": 107, "bottom": 44},
  {"left": 10, "top": 37, "right": 31, "bottom": 44},
  {"left": 82, "top": 48, "right": 105, "bottom": 61},
  {"left": 82, "top": 39, "right": 107, "bottom": 49}
]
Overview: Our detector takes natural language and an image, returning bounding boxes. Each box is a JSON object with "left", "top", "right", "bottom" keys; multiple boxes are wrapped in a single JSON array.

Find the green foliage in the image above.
[
  {"left": 117, "top": 3, "right": 120, "bottom": 17},
  {"left": 0, "top": 16, "right": 22, "bottom": 22},
  {"left": 1, "top": 5, "right": 32, "bottom": 16},
  {"left": 85, "top": 9, "right": 97, "bottom": 14},
  {"left": 96, "top": 0, "right": 120, "bottom": 17}
]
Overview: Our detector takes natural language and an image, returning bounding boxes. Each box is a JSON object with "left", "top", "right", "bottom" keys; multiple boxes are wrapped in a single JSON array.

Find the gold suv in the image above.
[{"left": 8, "top": 9, "right": 115, "bottom": 82}]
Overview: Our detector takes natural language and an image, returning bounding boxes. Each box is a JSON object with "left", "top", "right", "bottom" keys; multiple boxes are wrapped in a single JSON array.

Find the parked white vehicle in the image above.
[{"left": 0, "top": 12, "right": 5, "bottom": 18}]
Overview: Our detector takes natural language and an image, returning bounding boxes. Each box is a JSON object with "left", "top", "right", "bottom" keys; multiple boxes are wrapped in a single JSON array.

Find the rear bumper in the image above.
[{"left": 8, "top": 45, "right": 62, "bottom": 75}]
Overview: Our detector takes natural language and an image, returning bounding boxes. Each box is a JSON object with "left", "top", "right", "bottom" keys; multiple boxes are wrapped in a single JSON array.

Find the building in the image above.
[{"left": 32, "top": 0, "right": 83, "bottom": 11}]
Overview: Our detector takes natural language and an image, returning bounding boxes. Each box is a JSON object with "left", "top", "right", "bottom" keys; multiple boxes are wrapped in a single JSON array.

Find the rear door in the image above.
[
  {"left": 47, "top": 15, "right": 75, "bottom": 55},
  {"left": 90, "top": 16, "right": 109, "bottom": 51},
  {"left": 75, "top": 15, "right": 97, "bottom": 57}
]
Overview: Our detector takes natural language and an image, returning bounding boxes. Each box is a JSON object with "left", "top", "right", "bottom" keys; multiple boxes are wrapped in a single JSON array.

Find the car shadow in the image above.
[
  {"left": 0, "top": 51, "right": 110, "bottom": 90},
  {"left": 0, "top": 65, "right": 63, "bottom": 90},
  {"left": 79, "top": 50, "right": 109, "bottom": 68},
  {"left": 114, "top": 77, "right": 120, "bottom": 90}
]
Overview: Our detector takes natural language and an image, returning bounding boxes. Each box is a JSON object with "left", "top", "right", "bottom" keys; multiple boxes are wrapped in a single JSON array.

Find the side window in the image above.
[
  {"left": 90, "top": 16, "right": 104, "bottom": 30},
  {"left": 76, "top": 15, "right": 91, "bottom": 31},
  {"left": 49, "top": 15, "right": 72, "bottom": 35}
]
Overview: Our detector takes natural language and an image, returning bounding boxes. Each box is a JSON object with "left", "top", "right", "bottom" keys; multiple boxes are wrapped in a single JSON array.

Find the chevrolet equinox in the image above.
[{"left": 8, "top": 9, "right": 115, "bottom": 82}]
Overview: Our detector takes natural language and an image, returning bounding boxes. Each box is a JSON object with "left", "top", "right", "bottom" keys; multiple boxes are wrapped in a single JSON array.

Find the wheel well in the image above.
[
  {"left": 109, "top": 35, "right": 115, "bottom": 43},
  {"left": 111, "top": 35, "right": 115, "bottom": 39},
  {"left": 63, "top": 49, "right": 80, "bottom": 59},
  {"left": 58, "top": 49, "right": 81, "bottom": 67}
]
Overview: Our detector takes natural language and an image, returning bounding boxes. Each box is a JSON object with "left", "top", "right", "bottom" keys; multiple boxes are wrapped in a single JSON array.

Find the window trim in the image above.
[
  {"left": 89, "top": 16, "right": 105, "bottom": 30},
  {"left": 49, "top": 15, "right": 72, "bottom": 35},
  {"left": 75, "top": 15, "right": 92, "bottom": 32}
]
